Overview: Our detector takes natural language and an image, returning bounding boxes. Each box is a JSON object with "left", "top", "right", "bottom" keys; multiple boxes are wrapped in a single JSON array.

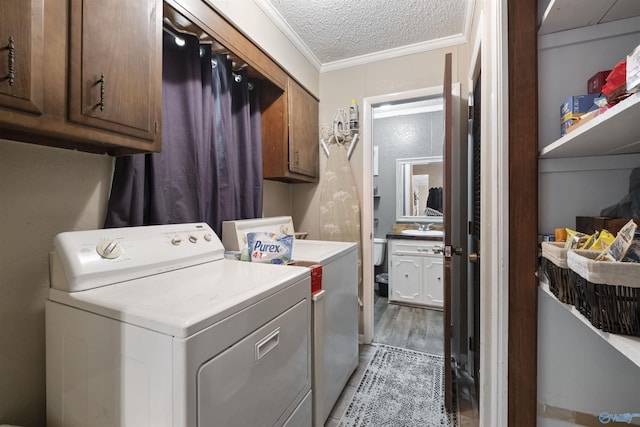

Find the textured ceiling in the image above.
[{"left": 263, "top": 0, "right": 470, "bottom": 65}]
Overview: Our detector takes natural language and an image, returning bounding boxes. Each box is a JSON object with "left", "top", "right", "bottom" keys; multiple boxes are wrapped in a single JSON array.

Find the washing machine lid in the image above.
[
  {"left": 49, "top": 259, "right": 310, "bottom": 338},
  {"left": 292, "top": 240, "right": 357, "bottom": 266}
]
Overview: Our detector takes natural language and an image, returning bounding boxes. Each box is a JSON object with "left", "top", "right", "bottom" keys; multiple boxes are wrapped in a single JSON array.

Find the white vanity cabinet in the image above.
[{"left": 388, "top": 239, "right": 444, "bottom": 308}]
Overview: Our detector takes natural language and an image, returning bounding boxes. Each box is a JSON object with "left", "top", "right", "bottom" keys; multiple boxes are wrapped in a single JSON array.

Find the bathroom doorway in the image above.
[
  {"left": 369, "top": 92, "right": 446, "bottom": 355},
  {"left": 361, "top": 82, "right": 476, "bottom": 422}
]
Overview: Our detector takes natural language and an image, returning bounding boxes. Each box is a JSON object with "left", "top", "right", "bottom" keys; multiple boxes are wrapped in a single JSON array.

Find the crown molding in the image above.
[
  {"left": 254, "top": 0, "right": 322, "bottom": 71},
  {"left": 255, "top": 0, "right": 474, "bottom": 74},
  {"left": 320, "top": 34, "right": 469, "bottom": 73}
]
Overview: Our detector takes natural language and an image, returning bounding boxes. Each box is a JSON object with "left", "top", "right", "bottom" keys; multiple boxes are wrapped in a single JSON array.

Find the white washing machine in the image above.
[
  {"left": 46, "top": 223, "right": 312, "bottom": 427},
  {"left": 221, "top": 217, "right": 358, "bottom": 427}
]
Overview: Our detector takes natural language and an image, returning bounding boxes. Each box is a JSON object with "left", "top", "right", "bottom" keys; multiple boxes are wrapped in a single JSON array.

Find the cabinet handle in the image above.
[
  {"left": 2, "top": 36, "right": 15, "bottom": 86},
  {"left": 96, "top": 73, "right": 105, "bottom": 111}
]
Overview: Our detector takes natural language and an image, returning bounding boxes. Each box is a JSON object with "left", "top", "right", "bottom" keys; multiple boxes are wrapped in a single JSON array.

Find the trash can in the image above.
[{"left": 375, "top": 273, "right": 388, "bottom": 298}]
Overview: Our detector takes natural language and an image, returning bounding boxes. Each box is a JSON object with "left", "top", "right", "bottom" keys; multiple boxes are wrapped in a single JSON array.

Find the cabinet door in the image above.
[
  {"left": 288, "top": 78, "right": 319, "bottom": 178},
  {"left": 422, "top": 256, "right": 444, "bottom": 308},
  {"left": 0, "top": 0, "right": 43, "bottom": 114},
  {"left": 68, "top": 0, "right": 160, "bottom": 142},
  {"left": 389, "top": 255, "right": 423, "bottom": 304}
]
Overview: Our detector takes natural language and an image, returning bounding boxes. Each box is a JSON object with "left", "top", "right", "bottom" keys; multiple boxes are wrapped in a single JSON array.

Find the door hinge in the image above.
[
  {"left": 468, "top": 104, "right": 474, "bottom": 121},
  {"left": 468, "top": 220, "right": 473, "bottom": 235},
  {"left": 155, "top": 121, "right": 159, "bottom": 134},
  {"left": 469, "top": 336, "right": 474, "bottom": 351}
]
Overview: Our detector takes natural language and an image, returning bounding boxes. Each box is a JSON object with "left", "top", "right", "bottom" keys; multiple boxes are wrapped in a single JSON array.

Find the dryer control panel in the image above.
[{"left": 50, "top": 223, "right": 224, "bottom": 292}]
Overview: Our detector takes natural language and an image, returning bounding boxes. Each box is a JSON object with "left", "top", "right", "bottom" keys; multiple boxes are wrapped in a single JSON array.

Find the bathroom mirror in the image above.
[{"left": 396, "top": 156, "right": 443, "bottom": 222}]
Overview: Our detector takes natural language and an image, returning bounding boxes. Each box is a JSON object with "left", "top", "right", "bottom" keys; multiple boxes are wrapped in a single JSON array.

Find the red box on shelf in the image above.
[{"left": 587, "top": 70, "right": 611, "bottom": 94}]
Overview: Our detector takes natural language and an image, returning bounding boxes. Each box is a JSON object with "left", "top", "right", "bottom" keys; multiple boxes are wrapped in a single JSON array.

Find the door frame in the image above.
[
  {"left": 506, "top": 0, "right": 538, "bottom": 425},
  {"left": 361, "top": 83, "right": 460, "bottom": 346}
]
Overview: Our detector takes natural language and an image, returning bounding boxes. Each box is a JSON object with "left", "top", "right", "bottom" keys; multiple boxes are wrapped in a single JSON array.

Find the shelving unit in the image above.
[
  {"left": 538, "top": 92, "right": 640, "bottom": 368},
  {"left": 538, "top": 0, "right": 640, "bottom": 35},
  {"left": 539, "top": 92, "right": 640, "bottom": 158},
  {"left": 536, "top": 2, "right": 640, "bottom": 420},
  {"left": 540, "top": 282, "right": 640, "bottom": 367}
]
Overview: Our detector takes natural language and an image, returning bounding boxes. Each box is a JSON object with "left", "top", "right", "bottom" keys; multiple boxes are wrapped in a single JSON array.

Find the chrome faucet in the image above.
[
  {"left": 414, "top": 222, "right": 433, "bottom": 231},
  {"left": 414, "top": 223, "right": 433, "bottom": 231}
]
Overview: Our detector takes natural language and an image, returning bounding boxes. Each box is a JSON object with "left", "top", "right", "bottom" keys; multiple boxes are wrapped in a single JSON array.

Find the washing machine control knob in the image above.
[
  {"left": 189, "top": 235, "right": 198, "bottom": 243},
  {"left": 96, "top": 240, "right": 122, "bottom": 259},
  {"left": 204, "top": 233, "right": 212, "bottom": 242}
]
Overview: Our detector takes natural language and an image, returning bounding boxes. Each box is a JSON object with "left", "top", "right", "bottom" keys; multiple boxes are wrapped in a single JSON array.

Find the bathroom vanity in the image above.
[{"left": 386, "top": 234, "right": 444, "bottom": 308}]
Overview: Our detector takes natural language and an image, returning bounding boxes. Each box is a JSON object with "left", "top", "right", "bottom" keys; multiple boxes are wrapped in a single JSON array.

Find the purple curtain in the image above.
[{"left": 104, "top": 31, "right": 263, "bottom": 235}]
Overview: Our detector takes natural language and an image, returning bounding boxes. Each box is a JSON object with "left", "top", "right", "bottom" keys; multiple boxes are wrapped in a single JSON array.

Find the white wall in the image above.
[{"left": 0, "top": 139, "right": 113, "bottom": 426}]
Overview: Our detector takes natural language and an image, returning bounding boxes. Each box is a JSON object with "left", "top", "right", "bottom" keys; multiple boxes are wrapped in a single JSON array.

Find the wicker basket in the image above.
[
  {"left": 541, "top": 242, "right": 577, "bottom": 305},
  {"left": 567, "top": 250, "right": 640, "bottom": 337}
]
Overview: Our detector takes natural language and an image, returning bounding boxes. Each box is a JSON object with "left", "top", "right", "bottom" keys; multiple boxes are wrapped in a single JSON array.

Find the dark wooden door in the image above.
[
  {"left": 442, "top": 52, "right": 453, "bottom": 411},
  {"left": 68, "top": 0, "right": 160, "bottom": 142},
  {"left": 0, "top": 0, "right": 43, "bottom": 114}
]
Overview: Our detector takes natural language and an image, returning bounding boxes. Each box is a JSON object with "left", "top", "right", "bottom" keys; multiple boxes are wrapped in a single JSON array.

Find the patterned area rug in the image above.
[{"left": 338, "top": 344, "right": 458, "bottom": 427}]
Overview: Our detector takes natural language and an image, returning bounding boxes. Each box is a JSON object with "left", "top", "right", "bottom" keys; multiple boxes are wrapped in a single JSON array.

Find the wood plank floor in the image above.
[{"left": 324, "top": 294, "right": 479, "bottom": 427}]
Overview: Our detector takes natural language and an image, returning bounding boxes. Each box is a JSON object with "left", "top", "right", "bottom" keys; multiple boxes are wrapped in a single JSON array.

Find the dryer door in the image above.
[{"left": 197, "top": 299, "right": 310, "bottom": 426}]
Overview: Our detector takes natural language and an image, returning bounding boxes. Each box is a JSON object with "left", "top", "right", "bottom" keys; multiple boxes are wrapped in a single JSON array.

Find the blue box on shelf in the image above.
[{"left": 560, "top": 93, "right": 600, "bottom": 118}]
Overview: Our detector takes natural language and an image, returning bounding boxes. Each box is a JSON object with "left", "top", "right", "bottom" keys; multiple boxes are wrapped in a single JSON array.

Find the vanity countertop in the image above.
[{"left": 385, "top": 232, "right": 444, "bottom": 241}]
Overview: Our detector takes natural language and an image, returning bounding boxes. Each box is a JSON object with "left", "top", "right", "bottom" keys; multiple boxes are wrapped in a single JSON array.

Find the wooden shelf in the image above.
[
  {"left": 540, "top": 281, "right": 640, "bottom": 368},
  {"left": 539, "top": 92, "right": 640, "bottom": 158}
]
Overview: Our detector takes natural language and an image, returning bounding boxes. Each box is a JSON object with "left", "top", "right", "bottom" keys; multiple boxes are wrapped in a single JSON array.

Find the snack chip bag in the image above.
[
  {"left": 246, "top": 232, "right": 293, "bottom": 264},
  {"left": 564, "top": 229, "right": 594, "bottom": 249},
  {"left": 596, "top": 220, "right": 638, "bottom": 262},
  {"left": 587, "top": 229, "right": 615, "bottom": 251}
]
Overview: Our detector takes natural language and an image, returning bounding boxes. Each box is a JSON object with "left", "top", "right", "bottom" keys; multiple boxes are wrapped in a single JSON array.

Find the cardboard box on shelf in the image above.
[
  {"left": 560, "top": 111, "right": 584, "bottom": 123},
  {"left": 561, "top": 94, "right": 600, "bottom": 119},
  {"left": 560, "top": 94, "right": 605, "bottom": 136},
  {"left": 563, "top": 105, "right": 611, "bottom": 135},
  {"left": 561, "top": 117, "right": 579, "bottom": 136},
  {"left": 587, "top": 70, "right": 612, "bottom": 94}
]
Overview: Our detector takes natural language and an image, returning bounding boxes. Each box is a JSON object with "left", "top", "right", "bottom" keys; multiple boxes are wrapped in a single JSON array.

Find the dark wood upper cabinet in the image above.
[
  {"left": 68, "top": 0, "right": 160, "bottom": 141},
  {"left": 288, "top": 79, "right": 319, "bottom": 179},
  {"left": 0, "top": 0, "right": 316, "bottom": 162},
  {"left": 0, "top": 0, "right": 44, "bottom": 115},
  {"left": 0, "top": 0, "right": 161, "bottom": 155},
  {"left": 262, "top": 77, "right": 319, "bottom": 183}
]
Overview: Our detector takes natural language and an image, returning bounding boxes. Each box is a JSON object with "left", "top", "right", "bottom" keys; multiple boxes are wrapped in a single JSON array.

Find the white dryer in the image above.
[
  {"left": 46, "top": 223, "right": 312, "bottom": 427},
  {"left": 221, "top": 217, "right": 358, "bottom": 427}
]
